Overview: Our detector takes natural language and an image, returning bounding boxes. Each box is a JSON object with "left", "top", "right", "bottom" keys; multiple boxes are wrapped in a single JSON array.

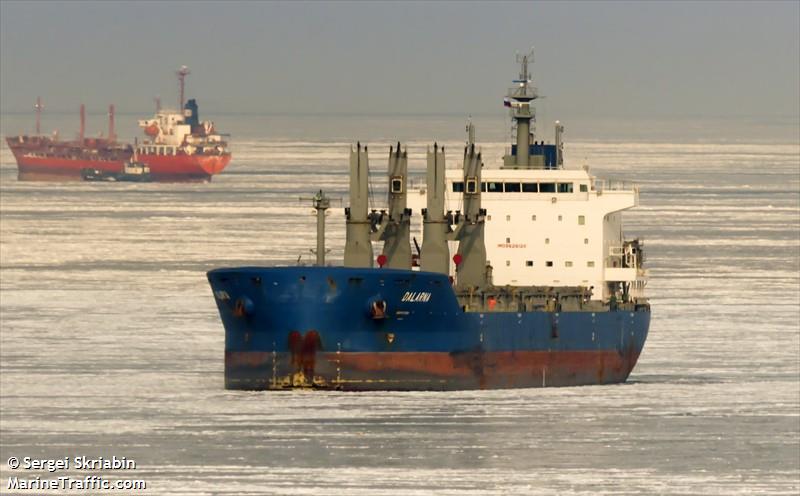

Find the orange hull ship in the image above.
[
  {"left": 6, "top": 67, "right": 231, "bottom": 182},
  {"left": 7, "top": 136, "right": 231, "bottom": 182}
]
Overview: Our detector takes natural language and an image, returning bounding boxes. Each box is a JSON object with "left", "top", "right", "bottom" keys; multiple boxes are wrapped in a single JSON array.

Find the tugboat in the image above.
[
  {"left": 207, "top": 51, "right": 650, "bottom": 391},
  {"left": 81, "top": 139, "right": 152, "bottom": 182},
  {"left": 81, "top": 161, "right": 152, "bottom": 182}
]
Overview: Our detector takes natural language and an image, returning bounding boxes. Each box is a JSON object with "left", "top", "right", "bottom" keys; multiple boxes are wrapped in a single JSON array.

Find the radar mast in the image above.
[
  {"left": 176, "top": 65, "right": 191, "bottom": 111},
  {"left": 502, "top": 48, "right": 541, "bottom": 169}
]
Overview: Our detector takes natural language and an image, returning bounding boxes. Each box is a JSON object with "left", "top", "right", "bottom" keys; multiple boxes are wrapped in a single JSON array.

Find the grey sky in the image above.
[{"left": 1, "top": 0, "right": 798, "bottom": 121}]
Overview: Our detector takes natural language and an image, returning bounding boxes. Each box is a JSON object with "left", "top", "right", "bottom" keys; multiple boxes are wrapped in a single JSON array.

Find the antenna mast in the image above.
[
  {"left": 502, "top": 47, "right": 538, "bottom": 169},
  {"left": 154, "top": 95, "right": 161, "bottom": 112},
  {"left": 176, "top": 65, "right": 191, "bottom": 111},
  {"left": 299, "top": 190, "right": 339, "bottom": 266}
]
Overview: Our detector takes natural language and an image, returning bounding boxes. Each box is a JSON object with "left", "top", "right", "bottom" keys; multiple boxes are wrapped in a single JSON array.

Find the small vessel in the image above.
[
  {"left": 6, "top": 67, "right": 231, "bottom": 182},
  {"left": 207, "top": 51, "right": 650, "bottom": 391},
  {"left": 81, "top": 160, "right": 152, "bottom": 182}
]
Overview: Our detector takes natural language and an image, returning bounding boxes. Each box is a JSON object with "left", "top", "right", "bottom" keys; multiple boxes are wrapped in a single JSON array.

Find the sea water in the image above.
[{"left": 1, "top": 113, "right": 798, "bottom": 494}]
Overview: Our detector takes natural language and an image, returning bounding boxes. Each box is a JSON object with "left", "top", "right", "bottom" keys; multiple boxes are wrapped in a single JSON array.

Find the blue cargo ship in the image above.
[{"left": 208, "top": 51, "right": 650, "bottom": 390}]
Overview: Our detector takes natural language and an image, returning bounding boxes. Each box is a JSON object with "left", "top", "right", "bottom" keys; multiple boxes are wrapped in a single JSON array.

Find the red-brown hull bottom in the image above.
[
  {"left": 16, "top": 156, "right": 122, "bottom": 182},
  {"left": 12, "top": 153, "right": 231, "bottom": 182},
  {"left": 225, "top": 350, "right": 641, "bottom": 391}
]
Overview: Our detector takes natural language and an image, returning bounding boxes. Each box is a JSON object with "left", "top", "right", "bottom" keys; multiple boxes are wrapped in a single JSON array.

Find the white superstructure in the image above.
[
  {"left": 408, "top": 51, "right": 647, "bottom": 302},
  {"left": 137, "top": 102, "right": 227, "bottom": 155},
  {"left": 408, "top": 162, "right": 647, "bottom": 301},
  {"left": 137, "top": 66, "right": 228, "bottom": 157}
]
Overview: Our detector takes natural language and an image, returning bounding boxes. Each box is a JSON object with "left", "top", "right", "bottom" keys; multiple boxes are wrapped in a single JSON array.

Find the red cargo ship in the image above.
[{"left": 5, "top": 67, "right": 231, "bottom": 182}]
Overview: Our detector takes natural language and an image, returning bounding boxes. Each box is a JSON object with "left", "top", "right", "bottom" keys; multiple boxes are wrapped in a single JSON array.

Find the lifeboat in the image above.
[{"left": 144, "top": 123, "right": 160, "bottom": 137}]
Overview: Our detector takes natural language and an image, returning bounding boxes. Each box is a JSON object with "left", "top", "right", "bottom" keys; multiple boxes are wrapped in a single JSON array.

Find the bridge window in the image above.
[
  {"left": 506, "top": 215, "right": 511, "bottom": 221},
  {"left": 506, "top": 260, "right": 511, "bottom": 266},
  {"left": 565, "top": 261, "right": 573, "bottom": 267},
  {"left": 504, "top": 182, "right": 521, "bottom": 192},
  {"left": 584, "top": 238, "right": 589, "bottom": 244},
  {"left": 587, "top": 261, "right": 595, "bottom": 267},
  {"left": 540, "top": 182, "right": 556, "bottom": 193},
  {"left": 526, "top": 260, "right": 533, "bottom": 267},
  {"left": 545, "top": 238, "right": 550, "bottom": 244},
  {"left": 486, "top": 182, "right": 503, "bottom": 193},
  {"left": 580, "top": 184, "right": 588, "bottom": 192},
  {"left": 452, "top": 182, "right": 464, "bottom": 192},
  {"left": 506, "top": 237, "right": 511, "bottom": 243},
  {"left": 558, "top": 215, "right": 563, "bottom": 221},
  {"left": 558, "top": 183, "right": 574, "bottom": 193},
  {"left": 546, "top": 261, "right": 553, "bottom": 267},
  {"left": 522, "top": 182, "right": 538, "bottom": 192},
  {"left": 531, "top": 215, "right": 537, "bottom": 221},
  {"left": 578, "top": 215, "right": 585, "bottom": 225}
]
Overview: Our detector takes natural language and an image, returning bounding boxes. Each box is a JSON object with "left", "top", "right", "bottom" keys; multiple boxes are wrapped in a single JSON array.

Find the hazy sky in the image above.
[{"left": 1, "top": 1, "right": 798, "bottom": 121}]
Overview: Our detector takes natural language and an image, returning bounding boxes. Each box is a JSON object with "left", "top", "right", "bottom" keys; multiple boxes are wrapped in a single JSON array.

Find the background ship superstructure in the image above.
[
  {"left": 207, "top": 52, "right": 651, "bottom": 391},
  {"left": 5, "top": 66, "right": 231, "bottom": 182}
]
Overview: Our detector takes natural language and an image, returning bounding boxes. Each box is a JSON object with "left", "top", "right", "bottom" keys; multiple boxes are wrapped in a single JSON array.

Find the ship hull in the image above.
[
  {"left": 16, "top": 156, "right": 122, "bottom": 181},
  {"left": 137, "top": 153, "right": 231, "bottom": 182},
  {"left": 7, "top": 138, "right": 231, "bottom": 182},
  {"left": 208, "top": 266, "right": 650, "bottom": 391}
]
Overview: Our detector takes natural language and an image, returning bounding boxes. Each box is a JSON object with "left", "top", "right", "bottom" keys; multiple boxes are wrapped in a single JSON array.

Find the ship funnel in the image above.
[
  {"left": 454, "top": 143, "right": 487, "bottom": 289},
  {"left": 344, "top": 143, "right": 374, "bottom": 267},
  {"left": 184, "top": 99, "right": 199, "bottom": 127},
  {"left": 376, "top": 142, "right": 411, "bottom": 269},
  {"left": 420, "top": 143, "right": 450, "bottom": 274}
]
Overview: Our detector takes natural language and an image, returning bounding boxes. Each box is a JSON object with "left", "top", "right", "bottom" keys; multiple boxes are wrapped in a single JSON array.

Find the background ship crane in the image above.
[{"left": 34, "top": 97, "right": 43, "bottom": 135}]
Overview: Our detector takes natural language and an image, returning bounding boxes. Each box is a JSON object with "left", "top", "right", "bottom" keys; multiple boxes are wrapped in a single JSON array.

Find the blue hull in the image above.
[{"left": 207, "top": 266, "right": 650, "bottom": 390}]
